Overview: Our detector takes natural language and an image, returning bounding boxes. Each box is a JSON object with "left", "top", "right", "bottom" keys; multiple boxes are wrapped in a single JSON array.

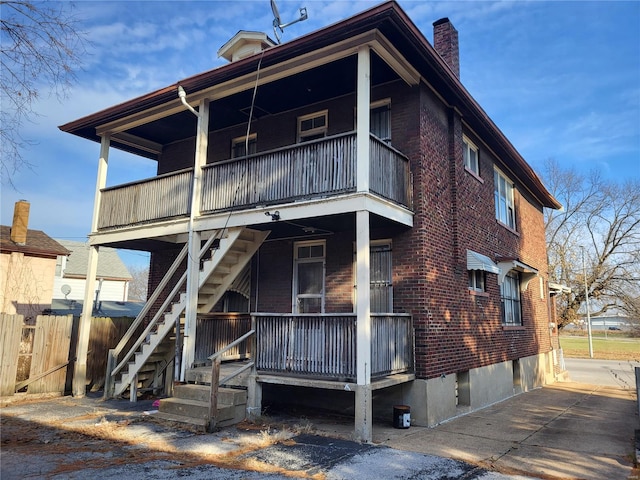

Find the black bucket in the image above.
[{"left": 393, "top": 405, "right": 411, "bottom": 428}]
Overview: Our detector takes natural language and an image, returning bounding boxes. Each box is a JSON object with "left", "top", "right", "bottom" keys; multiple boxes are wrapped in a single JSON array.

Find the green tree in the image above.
[
  {"left": 543, "top": 159, "right": 640, "bottom": 329},
  {"left": 1, "top": 1, "right": 88, "bottom": 186}
]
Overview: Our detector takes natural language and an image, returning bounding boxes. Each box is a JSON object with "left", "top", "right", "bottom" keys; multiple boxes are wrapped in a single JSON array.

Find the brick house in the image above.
[{"left": 60, "top": 1, "right": 561, "bottom": 440}]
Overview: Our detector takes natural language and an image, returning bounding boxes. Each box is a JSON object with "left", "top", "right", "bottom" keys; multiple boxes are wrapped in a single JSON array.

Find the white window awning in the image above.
[
  {"left": 498, "top": 259, "right": 538, "bottom": 290},
  {"left": 467, "top": 250, "right": 500, "bottom": 274}
]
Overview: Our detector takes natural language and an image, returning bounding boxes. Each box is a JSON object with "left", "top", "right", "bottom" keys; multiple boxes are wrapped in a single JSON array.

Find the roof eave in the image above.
[{"left": 58, "top": 0, "right": 560, "bottom": 209}]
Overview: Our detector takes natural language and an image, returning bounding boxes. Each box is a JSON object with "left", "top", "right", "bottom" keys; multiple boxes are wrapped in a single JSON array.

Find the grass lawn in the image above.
[{"left": 559, "top": 335, "right": 640, "bottom": 361}]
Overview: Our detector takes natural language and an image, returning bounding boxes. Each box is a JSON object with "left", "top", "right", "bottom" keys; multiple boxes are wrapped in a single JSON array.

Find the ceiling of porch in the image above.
[{"left": 117, "top": 52, "right": 400, "bottom": 159}]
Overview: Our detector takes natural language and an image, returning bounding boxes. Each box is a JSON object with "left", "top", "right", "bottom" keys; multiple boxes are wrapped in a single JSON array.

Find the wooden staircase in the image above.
[
  {"left": 154, "top": 362, "right": 250, "bottom": 431},
  {"left": 106, "top": 227, "right": 268, "bottom": 400}
]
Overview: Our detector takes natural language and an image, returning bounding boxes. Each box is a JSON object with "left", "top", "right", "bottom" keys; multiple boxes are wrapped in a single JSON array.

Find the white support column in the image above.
[
  {"left": 356, "top": 46, "right": 371, "bottom": 193},
  {"left": 73, "top": 134, "right": 110, "bottom": 397},
  {"left": 182, "top": 98, "right": 209, "bottom": 380},
  {"left": 355, "top": 209, "right": 372, "bottom": 442}
]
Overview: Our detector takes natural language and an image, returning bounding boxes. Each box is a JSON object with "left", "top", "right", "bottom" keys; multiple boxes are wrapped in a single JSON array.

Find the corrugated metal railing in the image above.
[
  {"left": 98, "top": 169, "right": 192, "bottom": 229},
  {"left": 96, "top": 133, "right": 412, "bottom": 231},
  {"left": 253, "top": 313, "right": 413, "bottom": 380},
  {"left": 201, "top": 132, "right": 357, "bottom": 212},
  {"left": 194, "top": 313, "right": 252, "bottom": 363}
]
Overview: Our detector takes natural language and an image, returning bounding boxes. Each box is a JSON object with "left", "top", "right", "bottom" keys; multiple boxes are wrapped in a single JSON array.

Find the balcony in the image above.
[{"left": 97, "top": 133, "right": 412, "bottom": 232}]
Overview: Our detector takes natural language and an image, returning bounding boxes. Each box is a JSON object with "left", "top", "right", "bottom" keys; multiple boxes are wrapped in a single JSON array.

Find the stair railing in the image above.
[
  {"left": 207, "top": 328, "right": 255, "bottom": 431},
  {"left": 104, "top": 231, "right": 225, "bottom": 398}
]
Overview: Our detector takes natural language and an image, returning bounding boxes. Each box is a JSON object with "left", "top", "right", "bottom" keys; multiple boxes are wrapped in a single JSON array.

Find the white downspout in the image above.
[{"left": 179, "top": 87, "right": 210, "bottom": 381}]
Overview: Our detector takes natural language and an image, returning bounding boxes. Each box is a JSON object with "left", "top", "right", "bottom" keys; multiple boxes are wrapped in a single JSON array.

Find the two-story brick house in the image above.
[{"left": 60, "top": 1, "right": 561, "bottom": 441}]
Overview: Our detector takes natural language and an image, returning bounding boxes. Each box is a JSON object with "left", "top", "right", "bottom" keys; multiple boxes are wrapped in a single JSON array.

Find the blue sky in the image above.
[{"left": 1, "top": 0, "right": 639, "bottom": 269}]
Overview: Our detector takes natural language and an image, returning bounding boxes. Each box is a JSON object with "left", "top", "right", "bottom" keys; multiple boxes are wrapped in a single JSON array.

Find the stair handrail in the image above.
[
  {"left": 112, "top": 242, "right": 189, "bottom": 357},
  {"left": 111, "top": 269, "right": 188, "bottom": 378},
  {"left": 208, "top": 329, "right": 256, "bottom": 362},
  {"left": 207, "top": 328, "right": 256, "bottom": 431},
  {"left": 110, "top": 232, "right": 225, "bottom": 379}
]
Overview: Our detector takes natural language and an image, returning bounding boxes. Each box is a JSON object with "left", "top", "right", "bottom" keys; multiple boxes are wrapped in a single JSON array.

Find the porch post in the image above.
[
  {"left": 355, "top": 210, "right": 372, "bottom": 442},
  {"left": 354, "top": 44, "right": 373, "bottom": 443},
  {"left": 356, "top": 46, "right": 370, "bottom": 193},
  {"left": 182, "top": 98, "right": 209, "bottom": 380},
  {"left": 73, "top": 134, "right": 109, "bottom": 397}
]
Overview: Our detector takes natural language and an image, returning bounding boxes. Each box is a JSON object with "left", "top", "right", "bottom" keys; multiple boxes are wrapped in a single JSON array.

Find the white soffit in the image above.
[{"left": 466, "top": 250, "right": 500, "bottom": 274}]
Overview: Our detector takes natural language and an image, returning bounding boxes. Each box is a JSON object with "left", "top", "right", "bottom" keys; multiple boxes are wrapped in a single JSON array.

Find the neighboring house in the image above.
[
  {"left": 0, "top": 201, "right": 70, "bottom": 318},
  {"left": 53, "top": 239, "right": 132, "bottom": 304},
  {"left": 59, "top": 2, "right": 562, "bottom": 441}
]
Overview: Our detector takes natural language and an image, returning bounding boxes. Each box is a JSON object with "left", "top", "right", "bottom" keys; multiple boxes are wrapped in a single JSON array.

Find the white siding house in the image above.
[{"left": 53, "top": 240, "right": 132, "bottom": 303}]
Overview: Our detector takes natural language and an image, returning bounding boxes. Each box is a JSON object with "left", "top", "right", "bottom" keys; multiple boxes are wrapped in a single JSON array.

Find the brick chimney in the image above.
[
  {"left": 433, "top": 18, "right": 460, "bottom": 79},
  {"left": 11, "top": 200, "right": 30, "bottom": 245}
]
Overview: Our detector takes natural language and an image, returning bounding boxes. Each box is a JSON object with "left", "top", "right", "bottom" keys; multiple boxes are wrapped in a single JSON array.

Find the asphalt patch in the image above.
[{"left": 245, "top": 433, "right": 376, "bottom": 474}]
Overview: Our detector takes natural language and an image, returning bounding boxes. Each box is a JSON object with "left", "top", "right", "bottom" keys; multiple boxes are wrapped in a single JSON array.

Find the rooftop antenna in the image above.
[{"left": 271, "top": 0, "right": 308, "bottom": 44}]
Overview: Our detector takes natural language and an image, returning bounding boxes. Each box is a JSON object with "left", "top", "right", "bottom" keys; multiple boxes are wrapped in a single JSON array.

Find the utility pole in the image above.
[{"left": 581, "top": 246, "right": 594, "bottom": 358}]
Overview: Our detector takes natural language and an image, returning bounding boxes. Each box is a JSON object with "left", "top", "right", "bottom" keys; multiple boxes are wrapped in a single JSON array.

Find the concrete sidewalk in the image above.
[
  {"left": 311, "top": 382, "right": 637, "bottom": 479},
  {"left": 1, "top": 382, "right": 637, "bottom": 479}
]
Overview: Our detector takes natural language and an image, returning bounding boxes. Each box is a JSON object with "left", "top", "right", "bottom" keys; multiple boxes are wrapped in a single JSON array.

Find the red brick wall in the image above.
[
  {"left": 253, "top": 231, "right": 355, "bottom": 313},
  {"left": 151, "top": 77, "right": 553, "bottom": 382},
  {"left": 387, "top": 83, "right": 552, "bottom": 380}
]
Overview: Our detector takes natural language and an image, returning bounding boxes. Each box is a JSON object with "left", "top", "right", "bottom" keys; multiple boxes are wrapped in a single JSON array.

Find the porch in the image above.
[
  {"left": 156, "top": 311, "right": 414, "bottom": 430},
  {"left": 193, "top": 312, "right": 414, "bottom": 383},
  {"left": 96, "top": 133, "right": 412, "bottom": 236}
]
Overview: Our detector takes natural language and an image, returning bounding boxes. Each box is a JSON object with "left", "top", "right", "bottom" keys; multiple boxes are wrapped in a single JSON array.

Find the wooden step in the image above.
[
  {"left": 151, "top": 411, "right": 208, "bottom": 432},
  {"left": 157, "top": 396, "right": 246, "bottom": 429},
  {"left": 174, "top": 384, "right": 247, "bottom": 406},
  {"left": 186, "top": 363, "right": 251, "bottom": 387},
  {"left": 160, "top": 397, "right": 209, "bottom": 420}
]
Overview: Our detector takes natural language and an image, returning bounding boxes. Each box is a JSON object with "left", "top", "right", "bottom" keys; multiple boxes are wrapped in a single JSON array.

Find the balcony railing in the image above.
[
  {"left": 254, "top": 313, "right": 413, "bottom": 380},
  {"left": 98, "top": 169, "right": 193, "bottom": 230},
  {"left": 97, "top": 133, "right": 412, "bottom": 231},
  {"left": 193, "top": 313, "right": 413, "bottom": 381}
]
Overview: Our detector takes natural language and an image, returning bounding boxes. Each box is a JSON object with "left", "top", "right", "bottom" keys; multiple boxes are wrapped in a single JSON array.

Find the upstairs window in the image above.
[
  {"left": 494, "top": 168, "right": 516, "bottom": 229},
  {"left": 463, "top": 136, "right": 479, "bottom": 176},
  {"left": 231, "top": 134, "right": 257, "bottom": 158},
  {"left": 298, "top": 111, "right": 327, "bottom": 142},
  {"left": 370, "top": 100, "right": 391, "bottom": 143},
  {"left": 501, "top": 271, "right": 522, "bottom": 326}
]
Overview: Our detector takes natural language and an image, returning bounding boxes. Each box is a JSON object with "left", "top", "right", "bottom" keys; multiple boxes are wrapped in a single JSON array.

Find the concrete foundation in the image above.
[
  {"left": 389, "top": 352, "right": 555, "bottom": 427},
  {"left": 253, "top": 352, "right": 556, "bottom": 429}
]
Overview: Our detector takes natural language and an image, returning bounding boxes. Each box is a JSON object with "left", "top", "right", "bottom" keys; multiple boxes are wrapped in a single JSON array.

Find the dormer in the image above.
[{"left": 218, "top": 31, "right": 276, "bottom": 62}]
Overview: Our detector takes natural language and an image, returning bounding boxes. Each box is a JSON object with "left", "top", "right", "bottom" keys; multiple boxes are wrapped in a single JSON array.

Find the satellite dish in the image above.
[
  {"left": 271, "top": 0, "right": 281, "bottom": 28},
  {"left": 270, "top": 0, "right": 308, "bottom": 44},
  {"left": 61, "top": 284, "right": 72, "bottom": 299}
]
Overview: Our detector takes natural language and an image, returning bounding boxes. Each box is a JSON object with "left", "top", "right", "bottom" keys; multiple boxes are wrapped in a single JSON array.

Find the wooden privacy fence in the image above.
[
  {"left": 0, "top": 314, "right": 141, "bottom": 397},
  {"left": 86, "top": 316, "right": 145, "bottom": 392},
  {"left": 0, "top": 314, "right": 73, "bottom": 396}
]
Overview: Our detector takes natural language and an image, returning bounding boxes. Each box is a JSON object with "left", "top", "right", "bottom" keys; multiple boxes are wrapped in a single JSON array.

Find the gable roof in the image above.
[
  {"left": 56, "top": 239, "right": 132, "bottom": 280},
  {"left": 0, "top": 226, "right": 70, "bottom": 258},
  {"left": 59, "top": 0, "right": 560, "bottom": 210}
]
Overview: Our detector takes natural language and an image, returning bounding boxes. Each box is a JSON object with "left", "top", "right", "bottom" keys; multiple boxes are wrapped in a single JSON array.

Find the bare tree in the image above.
[
  {"left": 128, "top": 265, "right": 149, "bottom": 302},
  {"left": 543, "top": 159, "right": 640, "bottom": 329},
  {"left": 1, "top": 1, "right": 88, "bottom": 186}
]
